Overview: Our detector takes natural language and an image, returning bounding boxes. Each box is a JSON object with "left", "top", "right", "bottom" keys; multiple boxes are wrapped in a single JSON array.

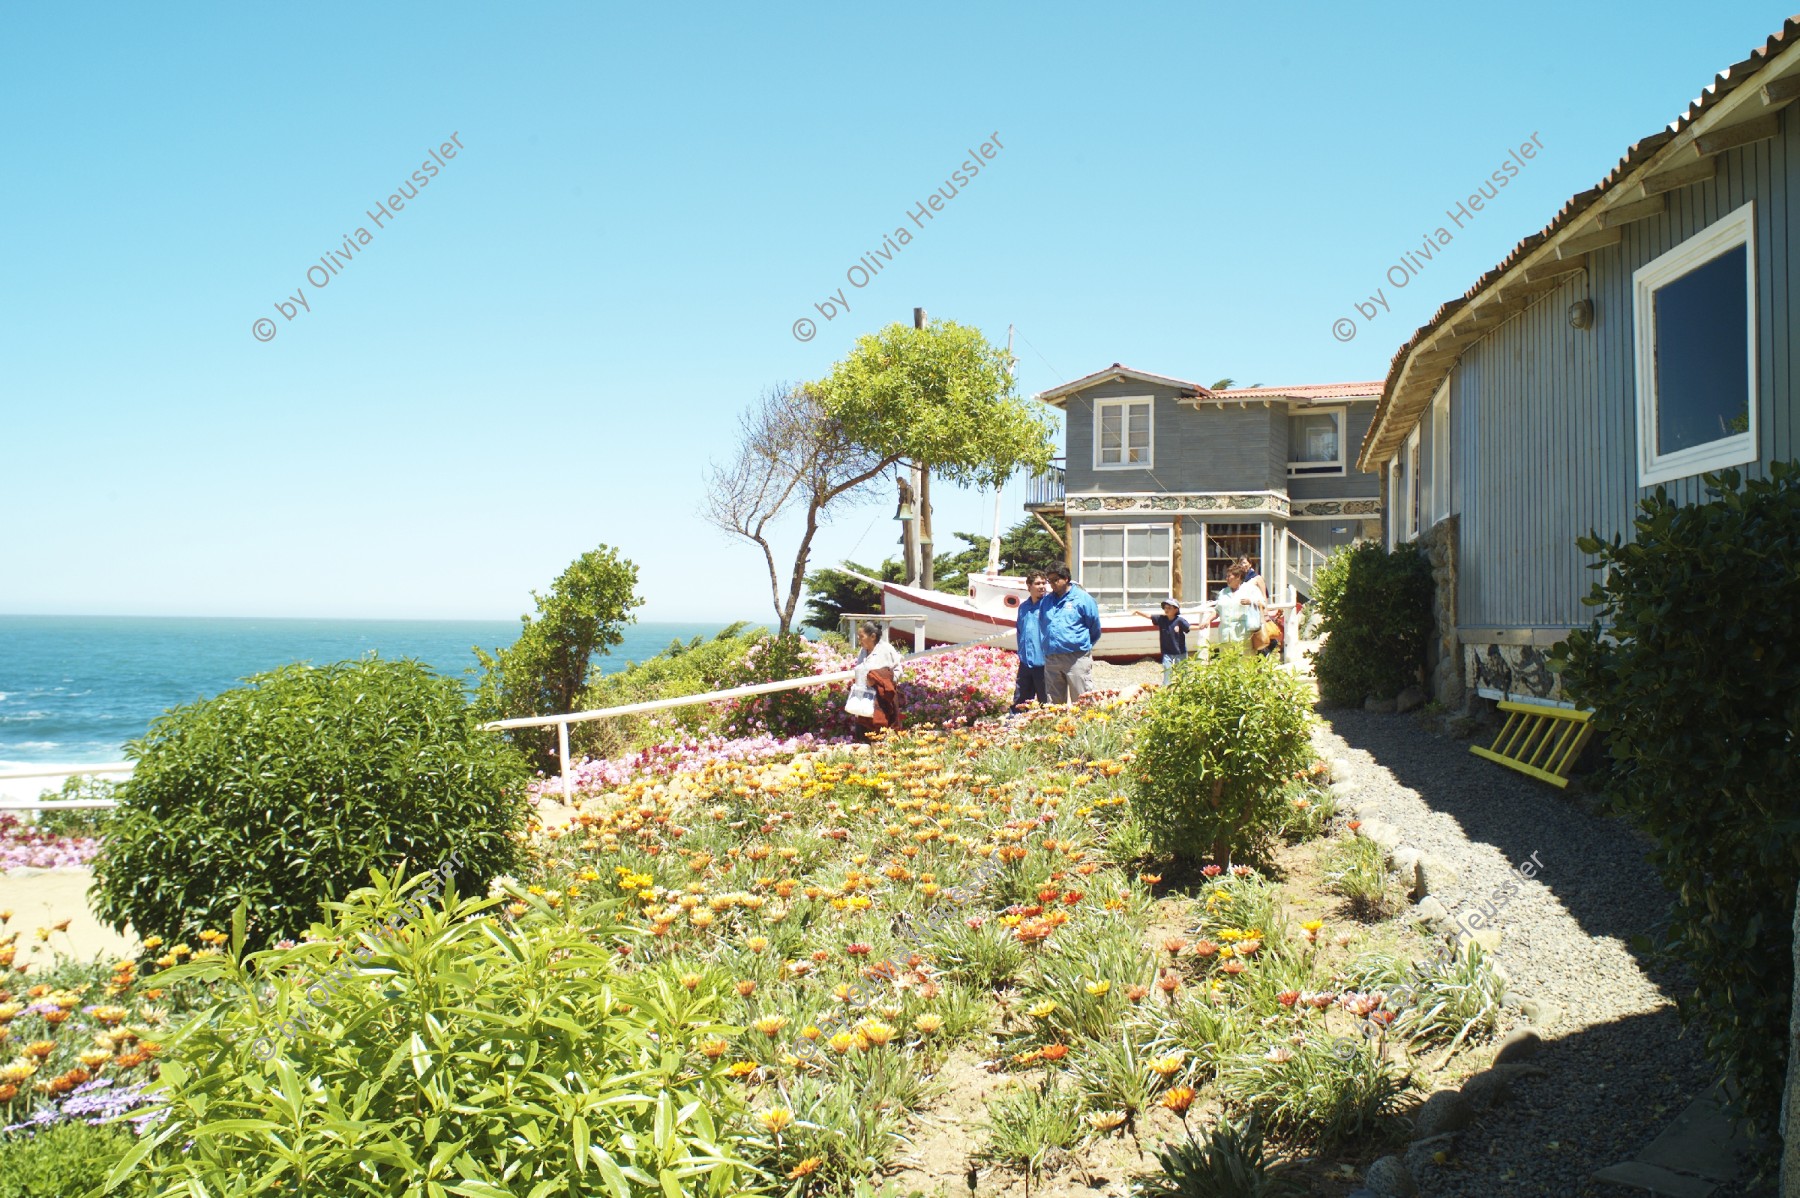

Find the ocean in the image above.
[{"left": 0, "top": 615, "right": 768, "bottom": 767}]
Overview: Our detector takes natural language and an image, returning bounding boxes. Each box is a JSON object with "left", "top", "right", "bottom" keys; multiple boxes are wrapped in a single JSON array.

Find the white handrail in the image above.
[
  {"left": 0, "top": 763, "right": 134, "bottom": 812},
  {"left": 482, "top": 631, "right": 1013, "bottom": 800},
  {"left": 0, "top": 763, "right": 133, "bottom": 781}
]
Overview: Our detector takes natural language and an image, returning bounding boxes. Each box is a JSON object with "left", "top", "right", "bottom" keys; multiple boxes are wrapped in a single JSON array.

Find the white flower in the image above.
[{"left": 487, "top": 875, "right": 520, "bottom": 898}]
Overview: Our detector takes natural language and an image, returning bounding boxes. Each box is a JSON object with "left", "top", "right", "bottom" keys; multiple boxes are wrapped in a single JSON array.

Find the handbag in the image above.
[{"left": 845, "top": 685, "right": 877, "bottom": 718}]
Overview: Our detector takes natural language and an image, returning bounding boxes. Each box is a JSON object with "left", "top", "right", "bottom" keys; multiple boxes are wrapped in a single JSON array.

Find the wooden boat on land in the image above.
[{"left": 847, "top": 571, "right": 1214, "bottom": 663}]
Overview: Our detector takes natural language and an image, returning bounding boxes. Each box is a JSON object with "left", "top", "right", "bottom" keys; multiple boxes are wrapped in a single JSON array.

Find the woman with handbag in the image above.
[{"left": 848, "top": 621, "right": 904, "bottom": 742}]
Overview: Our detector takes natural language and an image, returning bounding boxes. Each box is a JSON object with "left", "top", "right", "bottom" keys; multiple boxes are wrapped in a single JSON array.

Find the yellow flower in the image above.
[
  {"left": 828, "top": 1032, "right": 858, "bottom": 1054},
  {"left": 913, "top": 1014, "right": 944, "bottom": 1034},
  {"left": 752, "top": 1015, "right": 790, "bottom": 1037},
  {"left": 858, "top": 1021, "right": 896, "bottom": 1047},
  {"left": 1148, "top": 1053, "right": 1184, "bottom": 1078},
  {"left": 758, "top": 1106, "right": 794, "bottom": 1134},
  {"left": 140, "top": 936, "right": 164, "bottom": 952},
  {"left": 1087, "top": 1110, "right": 1127, "bottom": 1131},
  {"left": 1026, "top": 1000, "right": 1058, "bottom": 1019},
  {"left": 1301, "top": 919, "right": 1323, "bottom": 933},
  {"left": 1084, "top": 980, "right": 1111, "bottom": 997},
  {"left": 725, "top": 1060, "right": 759, "bottom": 1078}
]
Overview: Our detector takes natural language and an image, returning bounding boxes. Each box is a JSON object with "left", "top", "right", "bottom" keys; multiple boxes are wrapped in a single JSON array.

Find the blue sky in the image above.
[{"left": 1, "top": 2, "right": 1784, "bottom": 622}]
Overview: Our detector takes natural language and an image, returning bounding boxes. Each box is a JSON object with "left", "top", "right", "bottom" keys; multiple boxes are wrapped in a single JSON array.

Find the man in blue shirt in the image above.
[
  {"left": 1012, "top": 570, "right": 1049, "bottom": 710},
  {"left": 1041, "top": 562, "right": 1102, "bottom": 703}
]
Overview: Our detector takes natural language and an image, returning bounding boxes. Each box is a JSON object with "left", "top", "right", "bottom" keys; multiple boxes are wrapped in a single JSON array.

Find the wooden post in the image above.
[
  {"left": 898, "top": 475, "right": 919, "bottom": 586},
  {"left": 1171, "top": 516, "right": 1184, "bottom": 602}
]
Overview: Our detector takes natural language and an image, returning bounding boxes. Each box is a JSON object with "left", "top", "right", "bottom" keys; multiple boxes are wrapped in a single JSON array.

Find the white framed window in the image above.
[
  {"left": 1094, "top": 397, "right": 1153, "bottom": 469},
  {"left": 1288, "top": 407, "right": 1346, "bottom": 476},
  {"left": 1078, "top": 523, "right": 1172, "bottom": 612},
  {"left": 1388, "top": 431, "right": 1420, "bottom": 549},
  {"left": 1633, "top": 201, "right": 1758, "bottom": 487},
  {"left": 1428, "top": 382, "right": 1453, "bottom": 526}
]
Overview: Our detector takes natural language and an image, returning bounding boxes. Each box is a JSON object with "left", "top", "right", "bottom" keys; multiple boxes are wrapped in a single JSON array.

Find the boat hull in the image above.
[{"left": 868, "top": 576, "right": 1171, "bottom": 663}]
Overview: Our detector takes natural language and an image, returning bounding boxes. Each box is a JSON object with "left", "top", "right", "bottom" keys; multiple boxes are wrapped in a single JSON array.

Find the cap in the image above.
[{"left": 1162, "top": 597, "right": 1181, "bottom": 610}]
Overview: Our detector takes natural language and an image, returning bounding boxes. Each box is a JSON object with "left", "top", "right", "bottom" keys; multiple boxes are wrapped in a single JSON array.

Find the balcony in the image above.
[{"left": 1024, "top": 459, "right": 1065, "bottom": 511}]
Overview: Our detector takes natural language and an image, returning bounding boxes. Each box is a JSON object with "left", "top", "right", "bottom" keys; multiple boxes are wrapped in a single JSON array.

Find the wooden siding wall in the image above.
[
  {"left": 1447, "top": 111, "right": 1797, "bottom": 629},
  {"left": 1062, "top": 381, "right": 1285, "bottom": 495}
]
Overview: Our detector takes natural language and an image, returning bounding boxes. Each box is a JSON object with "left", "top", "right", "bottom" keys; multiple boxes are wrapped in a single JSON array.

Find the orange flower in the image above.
[
  {"left": 735, "top": 980, "right": 757, "bottom": 997},
  {"left": 1039, "top": 1043, "right": 1068, "bottom": 1061},
  {"left": 1160, "top": 1085, "right": 1196, "bottom": 1114},
  {"left": 787, "top": 1157, "right": 825, "bottom": 1180},
  {"left": 1191, "top": 940, "right": 1219, "bottom": 958}
]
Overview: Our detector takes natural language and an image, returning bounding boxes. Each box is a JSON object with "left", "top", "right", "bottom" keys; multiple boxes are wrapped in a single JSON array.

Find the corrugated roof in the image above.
[
  {"left": 1210, "top": 382, "right": 1382, "bottom": 402},
  {"left": 1357, "top": 16, "right": 1800, "bottom": 472}
]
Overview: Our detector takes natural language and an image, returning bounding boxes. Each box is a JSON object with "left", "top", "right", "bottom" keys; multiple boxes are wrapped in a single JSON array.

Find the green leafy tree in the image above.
[
  {"left": 473, "top": 545, "right": 643, "bottom": 770},
  {"left": 802, "top": 557, "right": 904, "bottom": 634},
  {"left": 811, "top": 320, "right": 1055, "bottom": 489},
  {"left": 1308, "top": 541, "right": 1434, "bottom": 704},
  {"left": 1553, "top": 465, "right": 1800, "bottom": 1142},
  {"left": 929, "top": 514, "right": 1068, "bottom": 594},
  {"left": 91, "top": 658, "right": 529, "bottom": 949},
  {"left": 1131, "top": 651, "right": 1316, "bottom": 865}
]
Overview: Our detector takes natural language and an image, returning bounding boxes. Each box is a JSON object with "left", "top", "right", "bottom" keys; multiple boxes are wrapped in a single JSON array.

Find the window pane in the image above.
[
  {"left": 1126, "top": 528, "right": 1158, "bottom": 556},
  {"left": 1089, "top": 590, "right": 1123, "bottom": 611},
  {"left": 1086, "top": 561, "right": 1124, "bottom": 589},
  {"left": 1654, "top": 246, "right": 1750, "bottom": 455},
  {"left": 1289, "top": 413, "right": 1339, "bottom": 462},
  {"left": 1085, "top": 528, "right": 1122, "bottom": 557}
]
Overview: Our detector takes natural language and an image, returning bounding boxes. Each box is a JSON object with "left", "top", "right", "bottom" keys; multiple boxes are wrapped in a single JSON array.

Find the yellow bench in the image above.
[{"left": 1469, "top": 700, "right": 1595, "bottom": 789}]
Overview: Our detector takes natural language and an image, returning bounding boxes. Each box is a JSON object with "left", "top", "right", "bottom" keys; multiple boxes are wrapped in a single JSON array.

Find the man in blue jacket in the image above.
[
  {"left": 1041, "top": 562, "right": 1102, "bottom": 703},
  {"left": 1012, "top": 570, "right": 1049, "bottom": 710}
]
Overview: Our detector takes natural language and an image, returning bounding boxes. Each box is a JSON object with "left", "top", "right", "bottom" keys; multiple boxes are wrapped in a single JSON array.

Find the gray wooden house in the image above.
[
  {"left": 1026, "top": 366, "right": 1384, "bottom": 612},
  {"left": 1358, "top": 18, "right": 1800, "bottom": 708}
]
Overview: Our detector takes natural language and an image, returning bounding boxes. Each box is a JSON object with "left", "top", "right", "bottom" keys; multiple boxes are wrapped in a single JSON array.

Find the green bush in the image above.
[
  {"left": 1308, "top": 541, "right": 1434, "bottom": 704},
  {"left": 125, "top": 874, "right": 758, "bottom": 1196},
  {"left": 31, "top": 774, "right": 119, "bottom": 838},
  {"left": 92, "top": 657, "right": 529, "bottom": 950},
  {"left": 1131, "top": 652, "right": 1315, "bottom": 864},
  {"left": 1554, "top": 464, "right": 1800, "bottom": 1140},
  {"left": 572, "top": 621, "right": 764, "bottom": 758},
  {"left": 474, "top": 544, "right": 644, "bottom": 772},
  {"left": 0, "top": 1124, "right": 144, "bottom": 1198}
]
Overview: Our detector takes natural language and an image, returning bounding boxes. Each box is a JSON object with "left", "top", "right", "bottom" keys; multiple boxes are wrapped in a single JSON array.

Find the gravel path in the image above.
[{"left": 1316, "top": 707, "right": 1771, "bottom": 1197}]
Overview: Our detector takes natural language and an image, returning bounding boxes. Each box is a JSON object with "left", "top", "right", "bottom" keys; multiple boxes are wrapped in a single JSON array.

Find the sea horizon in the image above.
[{"left": 0, "top": 614, "right": 777, "bottom": 767}]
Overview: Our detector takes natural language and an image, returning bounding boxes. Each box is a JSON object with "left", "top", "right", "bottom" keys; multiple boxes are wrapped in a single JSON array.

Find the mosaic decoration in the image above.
[
  {"left": 1290, "top": 497, "right": 1383, "bottom": 518},
  {"left": 1467, "top": 642, "right": 1563, "bottom": 702},
  {"left": 1065, "top": 492, "right": 1289, "bottom": 516}
]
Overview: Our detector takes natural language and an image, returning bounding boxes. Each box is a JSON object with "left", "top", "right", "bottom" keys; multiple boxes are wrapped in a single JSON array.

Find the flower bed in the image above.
[{"left": 0, "top": 816, "right": 99, "bottom": 872}]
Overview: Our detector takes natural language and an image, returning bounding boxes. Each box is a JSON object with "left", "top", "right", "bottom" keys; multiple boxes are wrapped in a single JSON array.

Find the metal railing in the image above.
[
  {"left": 1282, "top": 528, "right": 1330, "bottom": 601},
  {"left": 0, "top": 763, "right": 132, "bottom": 811},
  {"left": 481, "top": 631, "right": 1012, "bottom": 800},
  {"left": 1024, "top": 460, "right": 1065, "bottom": 509}
]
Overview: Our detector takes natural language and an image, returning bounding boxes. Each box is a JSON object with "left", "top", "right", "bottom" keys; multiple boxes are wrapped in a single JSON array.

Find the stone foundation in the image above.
[{"left": 1417, "top": 516, "right": 1461, "bottom": 710}]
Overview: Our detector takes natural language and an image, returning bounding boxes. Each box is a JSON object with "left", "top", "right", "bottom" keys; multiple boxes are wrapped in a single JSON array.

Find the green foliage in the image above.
[
  {"left": 0, "top": 1124, "right": 144, "bottom": 1198},
  {"left": 1553, "top": 464, "right": 1800, "bottom": 1138},
  {"left": 802, "top": 558, "right": 903, "bottom": 635},
  {"left": 1131, "top": 652, "right": 1316, "bottom": 864},
  {"left": 928, "top": 514, "right": 1069, "bottom": 595},
  {"left": 1308, "top": 541, "right": 1434, "bottom": 704},
  {"left": 30, "top": 774, "right": 119, "bottom": 838},
  {"left": 1218, "top": 1037, "right": 1407, "bottom": 1145},
  {"left": 91, "top": 657, "right": 529, "bottom": 950},
  {"left": 810, "top": 320, "right": 1056, "bottom": 488},
  {"left": 1142, "top": 1117, "right": 1305, "bottom": 1198},
  {"left": 979, "top": 1078, "right": 1085, "bottom": 1178},
  {"left": 1323, "top": 836, "right": 1396, "bottom": 921},
  {"left": 473, "top": 544, "right": 644, "bottom": 770},
  {"left": 573, "top": 621, "right": 764, "bottom": 758},
  {"left": 127, "top": 874, "right": 759, "bottom": 1197}
]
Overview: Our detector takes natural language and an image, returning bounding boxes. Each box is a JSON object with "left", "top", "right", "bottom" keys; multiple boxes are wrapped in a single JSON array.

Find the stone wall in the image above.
[{"left": 1418, "top": 515, "right": 1461, "bottom": 710}]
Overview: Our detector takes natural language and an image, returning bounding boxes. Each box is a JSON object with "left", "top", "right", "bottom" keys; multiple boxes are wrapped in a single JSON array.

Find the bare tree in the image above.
[{"left": 704, "top": 383, "right": 891, "bottom": 634}]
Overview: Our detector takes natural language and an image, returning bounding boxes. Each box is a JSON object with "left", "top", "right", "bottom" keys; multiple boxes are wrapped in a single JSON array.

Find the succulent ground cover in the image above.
[{"left": 0, "top": 674, "right": 1508, "bottom": 1195}]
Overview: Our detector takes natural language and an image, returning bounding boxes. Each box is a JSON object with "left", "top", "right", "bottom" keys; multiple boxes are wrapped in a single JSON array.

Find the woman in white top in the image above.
[
  {"left": 1224, "top": 566, "right": 1276, "bottom": 655},
  {"left": 850, "top": 622, "right": 904, "bottom": 740}
]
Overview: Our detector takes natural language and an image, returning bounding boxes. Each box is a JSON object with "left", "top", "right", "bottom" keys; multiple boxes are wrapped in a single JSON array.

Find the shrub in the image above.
[
  {"left": 1218, "top": 1036, "right": 1406, "bottom": 1145},
  {"left": 126, "top": 874, "right": 757, "bottom": 1196},
  {"left": 1554, "top": 464, "right": 1800, "bottom": 1139},
  {"left": 0, "top": 1123, "right": 145, "bottom": 1198},
  {"left": 572, "top": 621, "right": 764, "bottom": 759},
  {"left": 473, "top": 544, "right": 644, "bottom": 771},
  {"left": 1324, "top": 835, "right": 1395, "bottom": 920},
  {"left": 1142, "top": 1116, "right": 1305, "bottom": 1198},
  {"left": 29, "top": 775, "right": 118, "bottom": 840},
  {"left": 1131, "top": 652, "right": 1316, "bottom": 864},
  {"left": 91, "top": 657, "right": 529, "bottom": 949},
  {"left": 1308, "top": 541, "right": 1434, "bottom": 704}
]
